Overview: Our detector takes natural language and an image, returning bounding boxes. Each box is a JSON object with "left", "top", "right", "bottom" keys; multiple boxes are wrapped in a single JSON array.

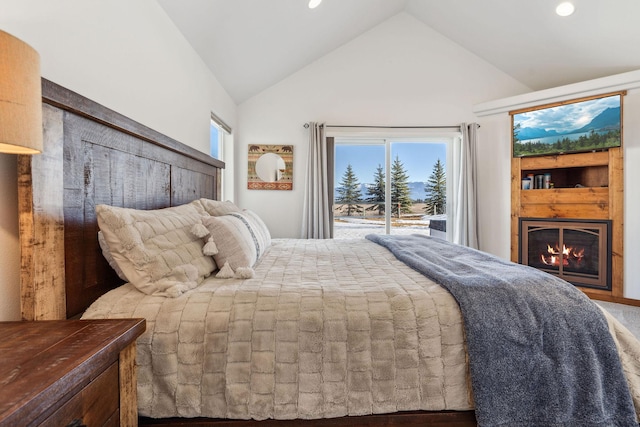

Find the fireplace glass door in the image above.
[{"left": 519, "top": 218, "right": 611, "bottom": 290}]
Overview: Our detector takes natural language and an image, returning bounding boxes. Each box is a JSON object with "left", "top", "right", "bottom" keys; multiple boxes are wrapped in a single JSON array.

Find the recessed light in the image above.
[
  {"left": 308, "top": 0, "right": 322, "bottom": 9},
  {"left": 556, "top": 2, "right": 575, "bottom": 16}
]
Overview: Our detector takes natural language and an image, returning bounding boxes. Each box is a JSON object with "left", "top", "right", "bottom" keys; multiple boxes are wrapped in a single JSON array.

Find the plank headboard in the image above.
[{"left": 19, "top": 79, "right": 225, "bottom": 320}]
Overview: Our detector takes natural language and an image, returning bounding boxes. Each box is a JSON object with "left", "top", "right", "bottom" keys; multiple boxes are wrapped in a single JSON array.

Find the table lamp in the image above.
[{"left": 0, "top": 29, "right": 42, "bottom": 154}]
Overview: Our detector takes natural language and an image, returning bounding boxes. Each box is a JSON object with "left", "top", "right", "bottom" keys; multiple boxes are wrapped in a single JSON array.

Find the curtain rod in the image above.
[{"left": 303, "top": 123, "right": 462, "bottom": 129}]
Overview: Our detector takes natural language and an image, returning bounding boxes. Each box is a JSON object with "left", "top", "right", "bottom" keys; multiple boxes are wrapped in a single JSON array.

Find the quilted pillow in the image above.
[
  {"left": 200, "top": 210, "right": 271, "bottom": 271},
  {"left": 98, "top": 231, "right": 128, "bottom": 282},
  {"left": 197, "top": 198, "right": 242, "bottom": 216},
  {"left": 96, "top": 201, "right": 215, "bottom": 297}
]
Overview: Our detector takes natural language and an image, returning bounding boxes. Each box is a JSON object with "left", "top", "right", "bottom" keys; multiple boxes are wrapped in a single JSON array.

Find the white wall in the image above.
[
  {"left": 474, "top": 113, "right": 512, "bottom": 259},
  {"left": 0, "top": 0, "right": 236, "bottom": 320},
  {"left": 474, "top": 72, "right": 640, "bottom": 299},
  {"left": 623, "top": 89, "right": 640, "bottom": 299},
  {"left": 236, "top": 12, "right": 530, "bottom": 238}
]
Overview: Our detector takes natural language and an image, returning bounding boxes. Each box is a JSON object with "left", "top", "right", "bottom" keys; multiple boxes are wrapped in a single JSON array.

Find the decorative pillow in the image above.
[
  {"left": 199, "top": 210, "right": 271, "bottom": 272},
  {"left": 97, "top": 231, "right": 128, "bottom": 282},
  {"left": 242, "top": 209, "right": 271, "bottom": 249},
  {"left": 96, "top": 201, "right": 215, "bottom": 297},
  {"left": 197, "top": 198, "right": 242, "bottom": 216}
]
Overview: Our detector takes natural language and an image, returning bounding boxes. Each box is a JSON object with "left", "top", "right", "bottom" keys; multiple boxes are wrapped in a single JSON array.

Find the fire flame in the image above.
[{"left": 541, "top": 243, "right": 584, "bottom": 267}]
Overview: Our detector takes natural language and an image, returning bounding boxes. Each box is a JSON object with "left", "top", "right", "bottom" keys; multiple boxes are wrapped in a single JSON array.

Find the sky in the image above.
[
  {"left": 513, "top": 94, "right": 620, "bottom": 134},
  {"left": 335, "top": 142, "right": 447, "bottom": 184}
]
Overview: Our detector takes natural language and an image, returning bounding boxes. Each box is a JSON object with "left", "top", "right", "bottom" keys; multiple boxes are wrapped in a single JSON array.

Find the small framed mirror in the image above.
[{"left": 247, "top": 144, "right": 293, "bottom": 190}]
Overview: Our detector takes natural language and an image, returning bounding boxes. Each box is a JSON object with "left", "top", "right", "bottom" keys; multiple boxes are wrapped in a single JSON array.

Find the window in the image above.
[
  {"left": 210, "top": 121, "right": 222, "bottom": 159},
  {"left": 210, "top": 112, "right": 233, "bottom": 200},
  {"left": 210, "top": 111, "right": 232, "bottom": 160},
  {"left": 333, "top": 137, "right": 450, "bottom": 240}
]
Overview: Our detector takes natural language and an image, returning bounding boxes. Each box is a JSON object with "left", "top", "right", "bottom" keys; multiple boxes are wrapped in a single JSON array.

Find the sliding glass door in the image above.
[{"left": 333, "top": 138, "right": 448, "bottom": 239}]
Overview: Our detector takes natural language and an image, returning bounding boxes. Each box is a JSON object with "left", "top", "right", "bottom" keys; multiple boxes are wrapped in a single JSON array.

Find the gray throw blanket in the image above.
[{"left": 366, "top": 233, "right": 637, "bottom": 427}]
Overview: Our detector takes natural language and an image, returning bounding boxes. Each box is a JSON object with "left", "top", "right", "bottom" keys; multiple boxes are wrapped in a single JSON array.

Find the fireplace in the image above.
[{"left": 519, "top": 218, "right": 612, "bottom": 290}]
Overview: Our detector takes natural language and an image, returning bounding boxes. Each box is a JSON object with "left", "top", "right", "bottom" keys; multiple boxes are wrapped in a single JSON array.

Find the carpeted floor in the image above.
[{"left": 596, "top": 301, "right": 640, "bottom": 339}]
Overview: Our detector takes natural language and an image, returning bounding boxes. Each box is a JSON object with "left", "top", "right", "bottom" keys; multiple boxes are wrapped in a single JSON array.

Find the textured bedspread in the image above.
[
  {"left": 83, "top": 238, "right": 472, "bottom": 419},
  {"left": 367, "top": 234, "right": 638, "bottom": 426},
  {"left": 82, "top": 238, "right": 640, "bottom": 423}
]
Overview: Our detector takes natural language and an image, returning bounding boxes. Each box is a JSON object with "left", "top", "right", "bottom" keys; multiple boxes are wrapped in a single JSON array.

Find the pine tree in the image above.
[
  {"left": 365, "top": 164, "right": 385, "bottom": 215},
  {"left": 424, "top": 158, "right": 446, "bottom": 215},
  {"left": 335, "top": 164, "right": 363, "bottom": 216},
  {"left": 390, "top": 156, "right": 412, "bottom": 217}
]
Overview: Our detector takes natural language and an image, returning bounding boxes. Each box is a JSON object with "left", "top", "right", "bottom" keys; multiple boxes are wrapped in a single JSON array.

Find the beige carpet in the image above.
[{"left": 597, "top": 301, "right": 640, "bottom": 339}]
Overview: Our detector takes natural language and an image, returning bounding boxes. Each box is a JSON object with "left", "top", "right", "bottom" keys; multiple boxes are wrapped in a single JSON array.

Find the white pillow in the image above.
[
  {"left": 197, "top": 198, "right": 242, "bottom": 216},
  {"left": 96, "top": 201, "right": 215, "bottom": 297},
  {"left": 242, "top": 209, "right": 271, "bottom": 250},
  {"left": 199, "top": 210, "right": 271, "bottom": 271},
  {"left": 98, "top": 231, "right": 128, "bottom": 282}
]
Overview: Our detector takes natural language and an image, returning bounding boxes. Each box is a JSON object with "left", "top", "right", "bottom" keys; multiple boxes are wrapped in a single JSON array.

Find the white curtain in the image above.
[
  {"left": 451, "top": 123, "right": 479, "bottom": 248},
  {"left": 301, "top": 122, "right": 332, "bottom": 238}
]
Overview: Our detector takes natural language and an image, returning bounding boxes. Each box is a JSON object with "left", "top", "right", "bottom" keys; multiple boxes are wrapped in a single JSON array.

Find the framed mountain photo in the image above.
[{"left": 511, "top": 92, "right": 623, "bottom": 158}]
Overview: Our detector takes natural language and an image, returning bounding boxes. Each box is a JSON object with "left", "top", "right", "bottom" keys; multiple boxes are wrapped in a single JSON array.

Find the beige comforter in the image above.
[{"left": 82, "top": 238, "right": 640, "bottom": 420}]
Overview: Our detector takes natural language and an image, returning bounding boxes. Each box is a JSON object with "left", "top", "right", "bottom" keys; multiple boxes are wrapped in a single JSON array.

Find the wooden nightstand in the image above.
[{"left": 0, "top": 319, "right": 145, "bottom": 427}]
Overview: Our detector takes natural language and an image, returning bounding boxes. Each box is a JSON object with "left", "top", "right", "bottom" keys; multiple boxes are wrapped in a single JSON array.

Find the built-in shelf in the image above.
[
  {"left": 519, "top": 187, "right": 609, "bottom": 220},
  {"left": 511, "top": 147, "right": 623, "bottom": 299},
  {"left": 519, "top": 151, "right": 610, "bottom": 190}
]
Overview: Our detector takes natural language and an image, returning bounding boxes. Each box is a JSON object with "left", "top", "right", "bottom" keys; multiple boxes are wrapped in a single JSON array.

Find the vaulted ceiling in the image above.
[{"left": 158, "top": 0, "right": 640, "bottom": 104}]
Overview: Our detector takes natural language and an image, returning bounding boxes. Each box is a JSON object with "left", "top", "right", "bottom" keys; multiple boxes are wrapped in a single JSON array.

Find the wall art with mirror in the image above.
[
  {"left": 511, "top": 92, "right": 623, "bottom": 158},
  {"left": 247, "top": 144, "right": 293, "bottom": 190}
]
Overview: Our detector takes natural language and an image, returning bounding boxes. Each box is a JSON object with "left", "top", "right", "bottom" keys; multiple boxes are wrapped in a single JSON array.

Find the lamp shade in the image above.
[{"left": 0, "top": 30, "right": 43, "bottom": 154}]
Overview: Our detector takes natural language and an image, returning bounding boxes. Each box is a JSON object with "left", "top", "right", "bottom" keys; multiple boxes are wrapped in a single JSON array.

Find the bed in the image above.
[{"left": 18, "top": 80, "right": 640, "bottom": 427}]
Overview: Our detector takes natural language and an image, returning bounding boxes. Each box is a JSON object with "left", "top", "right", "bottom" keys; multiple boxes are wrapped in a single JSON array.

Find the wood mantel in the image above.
[{"left": 511, "top": 148, "right": 624, "bottom": 301}]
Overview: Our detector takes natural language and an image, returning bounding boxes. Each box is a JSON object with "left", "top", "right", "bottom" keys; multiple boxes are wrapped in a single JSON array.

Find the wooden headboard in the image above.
[{"left": 19, "top": 79, "right": 225, "bottom": 320}]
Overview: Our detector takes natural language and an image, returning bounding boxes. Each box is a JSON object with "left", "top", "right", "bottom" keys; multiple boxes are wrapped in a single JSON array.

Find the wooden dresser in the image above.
[{"left": 0, "top": 319, "right": 145, "bottom": 427}]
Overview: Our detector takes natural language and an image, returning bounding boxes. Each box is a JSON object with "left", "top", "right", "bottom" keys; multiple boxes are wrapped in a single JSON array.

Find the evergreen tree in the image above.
[
  {"left": 390, "top": 156, "right": 412, "bottom": 217},
  {"left": 365, "top": 164, "right": 385, "bottom": 215},
  {"left": 335, "top": 164, "right": 362, "bottom": 216},
  {"left": 424, "top": 158, "right": 446, "bottom": 215},
  {"left": 513, "top": 122, "right": 521, "bottom": 143}
]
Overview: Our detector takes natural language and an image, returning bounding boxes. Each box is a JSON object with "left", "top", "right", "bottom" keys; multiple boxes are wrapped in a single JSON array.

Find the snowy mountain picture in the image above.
[{"left": 513, "top": 94, "right": 621, "bottom": 157}]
